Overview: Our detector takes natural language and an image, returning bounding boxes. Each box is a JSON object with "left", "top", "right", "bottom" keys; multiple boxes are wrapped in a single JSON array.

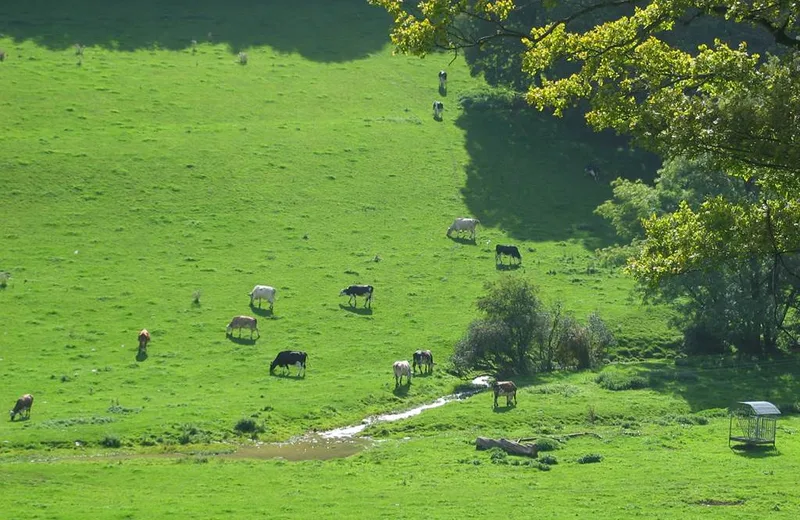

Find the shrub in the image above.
[
  {"left": 233, "top": 417, "right": 263, "bottom": 434},
  {"left": 489, "top": 448, "right": 508, "bottom": 465},
  {"left": 192, "top": 290, "right": 202, "bottom": 305},
  {"left": 539, "top": 455, "right": 558, "bottom": 465},
  {"left": 100, "top": 435, "right": 121, "bottom": 448},
  {"left": 577, "top": 453, "right": 603, "bottom": 464},
  {"left": 596, "top": 372, "right": 648, "bottom": 391},
  {"left": 238, "top": 52, "right": 248, "bottom": 65},
  {"left": 536, "top": 462, "right": 552, "bottom": 471},
  {"left": 534, "top": 438, "right": 561, "bottom": 452},
  {"left": 0, "top": 271, "right": 9, "bottom": 287}
]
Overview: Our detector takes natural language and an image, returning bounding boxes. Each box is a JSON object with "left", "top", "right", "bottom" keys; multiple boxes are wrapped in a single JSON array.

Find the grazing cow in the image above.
[
  {"left": 438, "top": 70, "right": 447, "bottom": 90},
  {"left": 137, "top": 329, "right": 151, "bottom": 354},
  {"left": 393, "top": 360, "right": 412, "bottom": 387},
  {"left": 447, "top": 217, "right": 480, "bottom": 240},
  {"left": 412, "top": 350, "right": 434, "bottom": 374},
  {"left": 492, "top": 381, "right": 517, "bottom": 408},
  {"left": 9, "top": 394, "right": 33, "bottom": 421},
  {"left": 495, "top": 244, "right": 522, "bottom": 265},
  {"left": 226, "top": 315, "right": 259, "bottom": 339},
  {"left": 270, "top": 350, "right": 307, "bottom": 376},
  {"left": 249, "top": 285, "right": 276, "bottom": 310},
  {"left": 340, "top": 284, "right": 374, "bottom": 308},
  {"left": 433, "top": 100, "right": 444, "bottom": 120},
  {"left": 585, "top": 164, "right": 600, "bottom": 182}
]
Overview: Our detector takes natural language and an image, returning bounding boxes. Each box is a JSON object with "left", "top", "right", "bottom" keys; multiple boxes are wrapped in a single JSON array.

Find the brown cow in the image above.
[
  {"left": 492, "top": 381, "right": 517, "bottom": 408},
  {"left": 10, "top": 394, "right": 33, "bottom": 421},
  {"left": 226, "top": 315, "right": 259, "bottom": 339},
  {"left": 138, "top": 329, "right": 151, "bottom": 354}
]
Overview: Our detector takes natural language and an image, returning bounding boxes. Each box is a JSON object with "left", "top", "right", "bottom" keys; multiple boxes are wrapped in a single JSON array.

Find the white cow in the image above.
[
  {"left": 393, "top": 360, "right": 412, "bottom": 387},
  {"left": 249, "top": 285, "right": 276, "bottom": 310},
  {"left": 446, "top": 217, "right": 480, "bottom": 240},
  {"left": 433, "top": 101, "right": 444, "bottom": 120},
  {"left": 226, "top": 315, "right": 259, "bottom": 339}
]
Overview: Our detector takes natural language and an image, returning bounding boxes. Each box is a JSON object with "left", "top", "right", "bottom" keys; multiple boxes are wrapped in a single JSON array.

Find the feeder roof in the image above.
[{"left": 738, "top": 401, "right": 781, "bottom": 416}]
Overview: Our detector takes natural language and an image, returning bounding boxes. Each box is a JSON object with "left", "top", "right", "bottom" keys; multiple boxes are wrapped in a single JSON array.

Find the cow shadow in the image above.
[
  {"left": 496, "top": 263, "right": 522, "bottom": 271},
  {"left": 135, "top": 350, "right": 148, "bottom": 362},
  {"left": 249, "top": 304, "right": 274, "bottom": 318},
  {"left": 339, "top": 304, "right": 373, "bottom": 315},
  {"left": 447, "top": 236, "right": 477, "bottom": 246},
  {"left": 439, "top": 85, "right": 447, "bottom": 97},
  {"left": 10, "top": 416, "right": 32, "bottom": 422},
  {"left": 412, "top": 371, "right": 433, "bottom": 378},
  {"left": 392, "top": 384, "right": 411, "bottom": 397},
  {"left": 270, "top": 371, "right": 305, "bottom": 379},
  {"left": 226, "top": 335, "right": 258, "bottom": 345},
  {"left": 492, "top": 404, "right": 516, "bottom": 413}
]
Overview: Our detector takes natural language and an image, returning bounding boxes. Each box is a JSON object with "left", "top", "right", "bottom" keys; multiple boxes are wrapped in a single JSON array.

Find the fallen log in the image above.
[
  {"left": 516, "top": 432, "right": 602, "bottom": 444},
  {"left": 475, "top": 437, "right": 538, "bottom": 457}
]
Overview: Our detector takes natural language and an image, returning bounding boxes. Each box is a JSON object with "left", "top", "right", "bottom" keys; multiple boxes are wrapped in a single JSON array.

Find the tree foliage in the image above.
[
  {"left": 597, "top": 157, "right": 800, "bottom": 355},
  {"left": 452, "top": 277, "right": 613, "bottom": 374},
  {"left": 370, "top": 0, "right": 800, "bottom": 300}
]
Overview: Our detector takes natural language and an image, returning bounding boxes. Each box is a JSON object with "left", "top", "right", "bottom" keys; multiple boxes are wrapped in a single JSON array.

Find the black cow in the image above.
[
  {"left": 585, "top": 164, "right": 600, "bottom": 182},
  {"left": 340, "top": 284, "right": 373, "bottom": 308},
  {"left": 495, "top": 244, "right": 522, "bottom": 265},
  {"left": 412, "top": 350, "right": 434, "bottom": 374},
  {"left": 438, "top": 70, "right": 447, "bottom": 91},
  {"left": 270, "top": 350, "right": 307, "bottom": 376},
  {"left": 492, "top": 381, "right": 517, "bottom": 408}
]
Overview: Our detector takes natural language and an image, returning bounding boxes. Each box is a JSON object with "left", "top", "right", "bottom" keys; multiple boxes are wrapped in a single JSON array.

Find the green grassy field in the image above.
[{"left": 3, "top": 2, "right": 797, "bottom": 518}]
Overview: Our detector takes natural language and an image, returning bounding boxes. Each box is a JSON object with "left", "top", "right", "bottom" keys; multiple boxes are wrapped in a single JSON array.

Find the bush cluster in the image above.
[{"left": 595, "top": 372, "right": 648, "bottom": 391}]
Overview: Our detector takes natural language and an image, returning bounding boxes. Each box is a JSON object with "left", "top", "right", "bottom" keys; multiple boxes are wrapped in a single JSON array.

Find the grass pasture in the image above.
[{"left": 4, "top": 1, "right": 797, "bottom": 518}]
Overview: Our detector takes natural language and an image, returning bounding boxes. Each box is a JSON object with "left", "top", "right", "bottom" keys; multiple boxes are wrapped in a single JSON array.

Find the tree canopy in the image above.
[{"left": 370, "top": 0, "right": 800, "bottom": 288}]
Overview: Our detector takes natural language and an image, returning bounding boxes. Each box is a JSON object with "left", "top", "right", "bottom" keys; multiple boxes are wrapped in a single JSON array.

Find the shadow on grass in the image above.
[
  {"left": 447, "top": 236, "right": 477, "bottom": 246},
  {"left": 135, "top": 350, "right": 148, "bottom": 362},
  {"left": 226, "top": 335, "right": 258, "bottom": 345},
  {"left": 0, "top": 0, "right": 390, "bottom": 62},
  {"left": 456, "top": 103, "right": 660, "bottom": 245},
  {"left": 393, "top": 384, "right": 411, "bottom": 397},
  {"left": 270, "top": 371, "right": 305, "bottom": 380},
  {"left": 495, "top": 263, "right": 522, "bottom": 271},
  {"left": 339, "top": 304, "right": 373, "bottom": 316},
  {"left": 249, "top": 304, "right": 274, "bottom": 318},
  {"left": 626, "top": 357, "right": 800, "bottom": 413},
  {"left": 730, "top": 444, "right": 779, "bottom": 458},
  {"left": 492, "top": 404, "right": 516, "bottom": 413}
]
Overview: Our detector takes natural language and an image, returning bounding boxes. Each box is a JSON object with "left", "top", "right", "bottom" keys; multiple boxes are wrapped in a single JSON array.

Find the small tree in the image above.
[{"left": 452, "top": 278, "right": 614, "bottom": 374}]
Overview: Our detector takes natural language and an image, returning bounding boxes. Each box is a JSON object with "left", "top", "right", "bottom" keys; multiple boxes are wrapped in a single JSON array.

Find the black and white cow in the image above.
[
  {"left": 438, "top": 70, "right": 447, "bottom": 90},
  {"left": 495, "top": 244, "right": 522, "bottom": 265},
  {"left": 433, "top": 101, "right": 444, "bottom": 120},
  {"left": 585, "top": 164, "right": 600, "bottom": 182},
  {"left": 9, "top": 394, "right": 33, "bottom": 421},
  {"left": 270, "top": 350, "right": 307, "bottom": 376},
  {"left": 492, "top": 381, "right": 517, "bottom": 408},
  {"left": 412, "top": 350, "right": 434, "bottom": 374},
  {"left": 340, "top": 284, "right": 374, "bottom": 308}
]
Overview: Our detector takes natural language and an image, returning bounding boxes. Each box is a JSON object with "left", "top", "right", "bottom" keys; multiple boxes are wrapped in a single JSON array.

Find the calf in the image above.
[
  {"left": 492, "top": 381, "right": 517, "bottom": 408},
  {"left": 249, "top": 285, "right": 276, "bottom": 310},
  {"left": 393, "top": 360, "right": 412, "bottom": 387},
  {"left": 226, "top": 315, "right": 259, "bottom": 339},
  {"left": 9, "top": 394, "right": 33, "bottom": 421},
  {"left": 447, "top": 217, "right": 480, "bottom": 240},
  {"left": 438, "top": 70, "right": 447, "bottom": 90},
  {"left": 495, "top": 244, "right": 522, "bottom": 265},
  {"left": 270, "top": 350, "right": 307, "bottom": 376},
  {"left": 137, "top": 329, "right": 151, "bottom": 354},
  {"left": 412, "top": 350, "right": 434, "bottom": 374},
  {"left": 340, "top": 284, "right": 373, "bottom": 308},
  {"left": 433, "top": 101, "right": 444, "bottom": 120}
]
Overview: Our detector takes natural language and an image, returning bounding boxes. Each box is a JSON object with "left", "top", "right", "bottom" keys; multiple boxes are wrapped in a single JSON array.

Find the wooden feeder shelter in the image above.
[{"left": 728, "top": 401, "right": 781, "bottom": 448}]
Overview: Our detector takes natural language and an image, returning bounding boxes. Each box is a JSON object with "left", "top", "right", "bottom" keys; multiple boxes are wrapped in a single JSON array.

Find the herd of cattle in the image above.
[{"left": 7, "top": 71, "right": 526, "bottom": 424}]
